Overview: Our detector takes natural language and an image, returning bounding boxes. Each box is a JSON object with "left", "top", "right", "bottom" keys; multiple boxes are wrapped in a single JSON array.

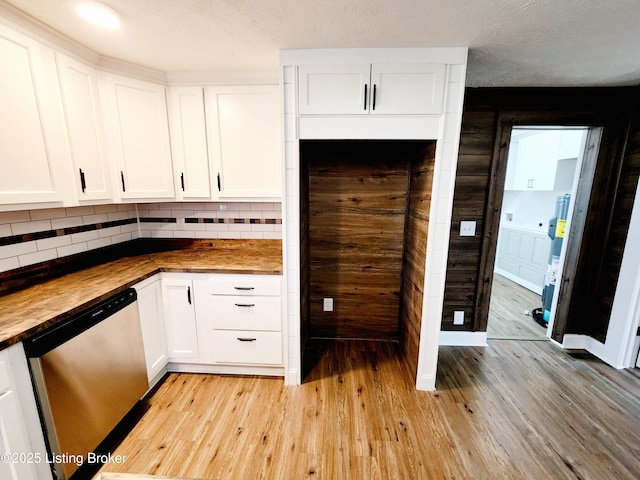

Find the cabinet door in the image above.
[
  {"left": 506, "top": 131, "right": 561, "bottom": 191},
  {"left": 163, "top": 278, "right": 199, "bottom": 361},
  {"left": 370, "top": 63, "right": 445, "bottom": 115},
  {"left": 56, "top": 53, "right": 112, "bottom": 202},
  {"left": 298, "top": 64, "right": 371, "bottom": 115},
  {"left": 0, "top": 355, "right": 41, "bottom": 480},
  {"left": 103, "top": 73, "right": 175, "bottom": 199},
  {"left": 167, "top": 87, "right": 213, "bottom": 200},
  {"left": 206, "top": 86, "right": 282, "bottom": 199},
  {"left": 0, "top": 391, "right": 40, "bottom": 480},
  {"left": 0, "top": 24, "right": 72, "bottom": 206},
  {"left": 136, "top": 279, "right": 168, "bottom": 384}
]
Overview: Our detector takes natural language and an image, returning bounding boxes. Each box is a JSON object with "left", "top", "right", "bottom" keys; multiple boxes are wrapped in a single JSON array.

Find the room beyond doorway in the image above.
[{"left": 487, "top": 126, "right": 589, "bottom": 340}]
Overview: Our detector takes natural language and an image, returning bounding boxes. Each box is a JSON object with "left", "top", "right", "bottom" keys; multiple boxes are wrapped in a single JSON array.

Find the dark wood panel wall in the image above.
[
  {"left": 304, "top": 141, "right": 409, "bottom": 340},
  {"left": 398, "top": 143, "right": 436, "bottom": 377},
  {"left": 442, "top": 87, "right": 640, "bottom": 344},
  {"left": 442, "top": 108, "right": 497, "bottom": 331},
  {"left": 300, "top": 141, "right": 435, "bottom": 352}
]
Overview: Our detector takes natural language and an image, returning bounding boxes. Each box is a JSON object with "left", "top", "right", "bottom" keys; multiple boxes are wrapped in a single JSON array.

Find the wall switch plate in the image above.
[
  {"left": 323, "top": 297, "right": 334, "bottom": 312},
  {"left": 453, "top": 311, "right": 465, "bottom": 325},
  {"left": 460, "top": 221, "right": 476, "bottom": 237}
]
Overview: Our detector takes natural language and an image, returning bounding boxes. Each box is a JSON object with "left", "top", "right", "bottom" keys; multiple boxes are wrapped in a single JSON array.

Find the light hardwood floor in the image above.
[
  {"left": 96, "top": 339, "right": 640, "bottom": 480},
  {"left": 487, "top": 273, "right": 547, "bottom": 339}
]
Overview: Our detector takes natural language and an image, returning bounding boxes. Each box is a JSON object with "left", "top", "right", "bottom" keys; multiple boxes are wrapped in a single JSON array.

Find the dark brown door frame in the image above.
[{"left": 472, "top": 109, "right": 630, "bottom": 340}]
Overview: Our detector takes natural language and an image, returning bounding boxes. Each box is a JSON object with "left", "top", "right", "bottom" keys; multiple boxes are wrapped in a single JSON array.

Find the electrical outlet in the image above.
[
  {"left": 323, "top": 297, "right": 334, "bottom": 312},
  {"left": 460, "top": 221, "right": 476, "bottom": 237},
  {"left": 453, "top": 311, "right": 465, "bottom": 325}
]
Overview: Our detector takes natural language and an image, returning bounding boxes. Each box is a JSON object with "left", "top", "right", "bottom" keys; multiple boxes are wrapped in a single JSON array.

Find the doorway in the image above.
[{"left": 487, "top": 127, "right": 589, "bottom": 340}]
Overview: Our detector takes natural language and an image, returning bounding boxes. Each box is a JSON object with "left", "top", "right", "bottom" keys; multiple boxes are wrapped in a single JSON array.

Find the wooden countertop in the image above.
[{"left": 0, "top": 239, "right": 282, "bottom": 351}]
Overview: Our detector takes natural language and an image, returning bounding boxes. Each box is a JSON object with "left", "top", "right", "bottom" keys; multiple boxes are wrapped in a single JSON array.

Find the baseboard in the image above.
[
  {"left": 416, "top": 373, "right": 436, "bottom": 391},
  {"left": 494, "top": 268, "right": 543, "bottom": 295},
  {"left": 561, "top": 334, "right": 605, "bottom": 358},
  {"left": 439, "top": 331, "right": 488, "bottom": 346}
]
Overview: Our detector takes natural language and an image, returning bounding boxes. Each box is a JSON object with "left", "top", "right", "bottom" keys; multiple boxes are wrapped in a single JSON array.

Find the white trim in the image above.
[
  {"left": 561, "top": 334, "right": 606, "bottom": 358},
  {"left": 438, "top": 331, "right": 488, "bottom": 346},
  {"left": 416, "top": 373, "right": 437, "bottom": 391},
  {"left": 168, "top": 363, "right": 284, "bottom": 377},
  {"left": 494, "top": 267, "right": 543, "bottom": 295}
]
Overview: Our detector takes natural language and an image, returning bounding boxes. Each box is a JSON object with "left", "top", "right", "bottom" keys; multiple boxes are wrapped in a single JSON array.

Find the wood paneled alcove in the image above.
[{"left": 300, "top": 140, "right": 435, "bottom": 378}]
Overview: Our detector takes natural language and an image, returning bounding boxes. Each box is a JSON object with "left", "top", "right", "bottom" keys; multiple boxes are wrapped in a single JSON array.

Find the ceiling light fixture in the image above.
[{"left": 76, "top": 1, "right": 121, "bottom": 29}]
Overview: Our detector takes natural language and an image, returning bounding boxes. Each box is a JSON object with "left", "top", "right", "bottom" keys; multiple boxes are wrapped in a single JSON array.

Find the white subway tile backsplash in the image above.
[
  {"left": 36, "top": 235, "right": 72, "bottom": 251},
  {"left": 29, "top": 208, "right": 67, "bottom": 221},
  {"left": 0, "top": 201, "right": 281, "bottom": 274},
  {"left": 98, "top": 226, "right": 121, "bottom": 238},
  {"left": 66, "top": 206, "right": 95, "bottom": 216},
  {"left": 107, "top": 212, "right": 129, "bottom": 222},
  {"left": 87, "top": 237, "right": 113, "bottom": 250},
  {"left": 71, "top": 230, "right": 99, "bottom": 244},
  {"left": 57, "top": 242, "right": 88, "bottom": 257},
  {"left": 94, "top": 204, "right": 119, "bottom": 214},
  {"left": 241, "top": 232, "right": 264, "bottom": 239},
  {"left": 82, "top": 214, "right": 109, "bottom": 225},
  {"left": 19, "top": 249, "right": 57, "bottom": 267},
  {"left": 0, "top": 257, "right": 19, "bottom": 272},
  {"left": 0, "top": 242, "right": 37, "bottom": 259},
  {"left": 51, "top": 216, "right": 83, "bottom": 230},
  {"left": 11, "top": 219, "right": 52, "bottom": 235},
  {"left": 111, "top": 232, "right": 134, "bottom": 244}
]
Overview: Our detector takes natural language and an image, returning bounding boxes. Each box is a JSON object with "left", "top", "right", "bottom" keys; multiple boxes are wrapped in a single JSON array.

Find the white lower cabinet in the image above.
[
  {"left": 0, "top": 344, "right": 52, "bottom": 480},
  {"left": 135, "top": 275, "right": 168, "bottom": 387},
  {"left": 162, "top": 275, "right": 199, "bottom": 363},
  {"left": 138, "top": 272, "right": 285, "bottom": 378},
  {"left": 195, "top": 274, "right": 283, "bottom": 367}
]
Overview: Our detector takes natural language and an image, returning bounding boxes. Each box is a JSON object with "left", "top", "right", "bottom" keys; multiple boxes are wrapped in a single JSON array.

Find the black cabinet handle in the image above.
[
  {"left": 235, "top": 303, "right": 255, "bottom": 307},
  {"left": 372, "top": 84, "right": 377, "bottom": 111},
  {"left": 237, "top": 337, "right": 257, "bottom": 342},
  {"left": 120, "top": 171, "right": 126, "bottom": 192},
  {"left": 180, "top": 172, "right": 185, "bottom": 191},
  {"left": 187, "top": 286, "right": 192, "bottom": 304},
  {"left": 234, "top": 287, "right": 255, "bottom": 291},
  {"left": 363, "top": 84, "right": 368, "bottom": 110},
  {"left": 79, "top": 168, "right": 86, "bottom": 193},
  {"left": 217, "top": 173, "right": 221, "bottom": 191}
]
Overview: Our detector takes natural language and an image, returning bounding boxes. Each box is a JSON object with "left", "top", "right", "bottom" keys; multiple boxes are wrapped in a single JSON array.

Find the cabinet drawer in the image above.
[
  {"left": 203, "top": 275, "right": 281, "bottom": 296},
  {"left": 206, "top": 295, "right": 281, "bottom": 331},
  {"left": 212, "top": 331, "right": 282, "bottom": 365}
]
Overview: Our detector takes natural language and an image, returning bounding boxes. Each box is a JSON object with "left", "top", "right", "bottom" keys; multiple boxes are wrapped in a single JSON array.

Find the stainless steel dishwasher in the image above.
[{"left": 25, "top": 288, "right": 148, "bottom": 480}]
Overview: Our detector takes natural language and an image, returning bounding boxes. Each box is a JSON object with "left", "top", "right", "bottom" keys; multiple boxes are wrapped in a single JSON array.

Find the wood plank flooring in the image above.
[
  {"left": 487, "top": 274, "right": 547, "bottom": 340},
  {"left": 96, "top": 339, "right": 640, "bottom": 480}
]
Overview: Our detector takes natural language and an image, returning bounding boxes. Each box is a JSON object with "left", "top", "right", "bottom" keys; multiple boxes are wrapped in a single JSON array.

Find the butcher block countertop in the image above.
[{"left": 0, "top": 239, "right": 282, "bottom": 351}]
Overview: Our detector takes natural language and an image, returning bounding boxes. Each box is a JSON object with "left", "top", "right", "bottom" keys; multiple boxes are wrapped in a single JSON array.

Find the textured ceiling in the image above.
[{"left": 4, "top": 0, "right": 640, "bottom": 87}]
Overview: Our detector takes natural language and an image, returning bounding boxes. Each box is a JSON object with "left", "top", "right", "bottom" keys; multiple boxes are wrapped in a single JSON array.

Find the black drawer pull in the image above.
[
  {"left": 237, "top": 337, "right": 257, "bottom": 342},
  {"left": 235, "top": 303, "right": 255, "bottom": 307},
  {"left": 234, "top": 287, "right": 255, "bottom": 291}
]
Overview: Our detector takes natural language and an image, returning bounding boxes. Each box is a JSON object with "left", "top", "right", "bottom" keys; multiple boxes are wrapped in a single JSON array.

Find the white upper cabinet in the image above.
[
  {"left": 505, "top": 129, "right": 585, "bottom": 192},
  {"left": 102, "top": 73, "right": 175, "bottom": 200},
  {"left": 298, "top": 64, "right": 371, "bottom": 115},
  {"left": 205, "top": 85, "right": 282, "bottom": 199},
  {"left": 56, "top": 53, "right": 112, "bottom": 202},
  {"left": 0, "top": 23, "right": 73, "bottom": 207},
  {"left": 167, "top": 87, "right": 213, "bottom": 200},
  {"left": 298, "top": 63, "right": 445, "bottom": 115}
]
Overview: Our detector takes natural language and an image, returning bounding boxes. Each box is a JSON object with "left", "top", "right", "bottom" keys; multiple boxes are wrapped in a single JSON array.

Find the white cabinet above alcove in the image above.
[{"left": 298, "top": 63, "right": 445, "bottom": 115}]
